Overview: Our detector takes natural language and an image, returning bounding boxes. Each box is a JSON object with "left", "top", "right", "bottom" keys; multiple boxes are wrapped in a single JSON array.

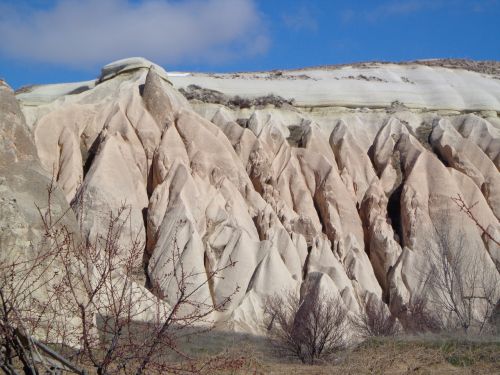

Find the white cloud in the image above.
[
  {"left": 282, "top": 6, "right": 318, "bottom": 32},
  {"left": 472, "top": 0, "right": 499, "bottom": 12},
  {"left": 341, "top": 0, "right": 498, "bottom": 24},
  {"left": 341, "top": 0, "right": 455, "bottom": 23},
  {"left": 0, "top": 0, "right": 269, "bottom": 68}
]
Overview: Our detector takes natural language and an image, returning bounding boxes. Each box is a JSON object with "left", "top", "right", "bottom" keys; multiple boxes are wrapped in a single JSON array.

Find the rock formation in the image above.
[{"left": 3, "top": 57, "right": 500, "bottom": 334}]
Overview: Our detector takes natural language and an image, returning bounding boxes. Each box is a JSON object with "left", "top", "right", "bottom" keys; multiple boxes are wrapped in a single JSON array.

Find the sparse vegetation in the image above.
[
  {"left": 401, "top": 76, "right": 415, "bottom": 84},
  {"left": 1, "top": 171, "right": 499, "bottom": 374},
  {"left": 263, "top": 291, "right": 348, "bottom": 365},
  {"left": 397, "top": 297, "right": 442, "bottom": 334},
  {"left": 0, "top": 180, "right": 244, "bottom": 374},
  {"left": 337, "top": 74, "right": 387, "bottom": 82},
  {"left": 387, "top": 100, "right": 409, "bottom": 113},
  {"left": 351, "top": 297, "right": 399, "bottom": 339},
  {"left": 419, "top": 202, "right": 500, "bottom": 335},
  {"left": 179, "top": 84, "right": 294, "bottom": 109},
  {"left": 292, "top": 58, "right": 500, "bottom": 76},
  {"left": 1, "top": 189, "right": 499, "bottom": 374},
  {"left": 165, "top": 332, "right": 500, "bottom": 374}
]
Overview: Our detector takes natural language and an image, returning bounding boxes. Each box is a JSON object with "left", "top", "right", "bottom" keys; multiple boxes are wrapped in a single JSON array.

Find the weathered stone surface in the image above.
[
  {"left": 8, "top": 58, "right": 500, "bottom": 335},
  {"left": 100, "top": 57, "right": 170, "bottom": 83},
  {"left": 1, "top": 78, "right": 170, "bottom": 345},
  {"left": 1, "top": 82, "right": 73, "bottom": 254}
]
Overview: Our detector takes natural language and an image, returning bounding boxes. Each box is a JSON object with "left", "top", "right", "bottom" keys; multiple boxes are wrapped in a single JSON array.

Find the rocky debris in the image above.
[{"left": 6, "top": 57, "right": 500, "bottom": 336}]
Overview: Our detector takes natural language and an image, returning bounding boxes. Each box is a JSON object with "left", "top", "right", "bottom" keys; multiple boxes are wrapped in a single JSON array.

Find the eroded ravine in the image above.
[{"left": 15, "top": 58, "right": 500, "bottom": 333}]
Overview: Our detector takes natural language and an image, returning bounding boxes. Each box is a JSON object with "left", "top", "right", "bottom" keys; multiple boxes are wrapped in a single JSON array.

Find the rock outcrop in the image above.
[
  {"left": 0, "top": 80, "right": 74, "bottom": 264},
  {"left": 1, "top": 79, "right": 170, "bottom": 343},
  {"left": 5, "top": 58, "right": 500, "bottom": 335}
]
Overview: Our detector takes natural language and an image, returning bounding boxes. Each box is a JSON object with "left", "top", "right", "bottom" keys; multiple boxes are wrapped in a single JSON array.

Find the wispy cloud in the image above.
[
  {"left": 471, "top": 0, "right": 499, "bottom": 12},
  {"left": 282, "top": 6, "right": 318, "bottom": 32},
  {"left": 0, "top": 0, "right": 269, "bottom": 68},
  {"left": 341, "top": 0, "right": 453, "bottom": 23}
]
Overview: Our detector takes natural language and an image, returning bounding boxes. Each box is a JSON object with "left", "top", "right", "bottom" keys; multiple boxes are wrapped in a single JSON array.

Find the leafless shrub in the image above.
[
  {"left": 0, "top": 248, "right": 59, "bottom": 374},
  {"left": 452, "top": 194, "right": 500, "bottom": 249},
  {"left": 0, "top": 180, "right": 244, "bottom": 374},
  {"left": 264, "top": 291, "right": 348, "bottom": 365},
  {"left": 419, "top": 202, "right": 500, "bottom": 335},
  {"left": 351, "top": 298, "right": 399, "bottom": 338},
  {"left": 0, "top": 180, "right": 79, "bottom": 374},
  {"left": 397, "top": 297, "right": 442, "bottom": 334}
]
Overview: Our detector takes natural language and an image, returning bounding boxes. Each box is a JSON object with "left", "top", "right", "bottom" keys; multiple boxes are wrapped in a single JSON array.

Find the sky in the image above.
[{"left": 0, "top": 0, "right": 499, "bottom": 89}]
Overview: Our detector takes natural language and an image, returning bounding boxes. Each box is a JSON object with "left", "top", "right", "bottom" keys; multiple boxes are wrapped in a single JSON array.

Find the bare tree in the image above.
[
  {"left": 264, "top": 290, "right": 348, "bottom": 365},
  {"left": 452, "top": 195, "right": 500, "bottom": 248},
  {"left": 397, "top": 297, "right": 442, "bottom": 334},
  {"left": 0, "top": 181, "right": 244, "bottom": 374},
  {"left": 420, "top": 204, "right": 500, "bottom": 334},
  {"left": 263, "top": 291, "right": 303, "bottom": 363},
  {"left": 0, "top": 245, "right": 76, "bottom": 374},
  {"left": 0, "top": 180, "right": 82, "bottom": 374},
  {"left": 351, "top": 297, "right": 399, "bottom": 339}
]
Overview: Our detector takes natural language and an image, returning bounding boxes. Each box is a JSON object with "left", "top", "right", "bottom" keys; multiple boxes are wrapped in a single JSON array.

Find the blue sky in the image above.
[{"left": 1, "top": 0, "right": 499, "bottom": 89}]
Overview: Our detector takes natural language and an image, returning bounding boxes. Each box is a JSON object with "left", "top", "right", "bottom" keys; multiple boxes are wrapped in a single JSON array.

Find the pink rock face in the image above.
[{"left": 17, "top": 59, "right": 500, "bottom": 334}]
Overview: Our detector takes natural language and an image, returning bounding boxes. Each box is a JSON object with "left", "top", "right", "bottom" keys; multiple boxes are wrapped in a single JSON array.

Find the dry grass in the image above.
[
  {"left": 8, "top": 331, "right": 499, "bottom": 374},
  {"left": 336, "top": 337, "right": 499, "bottom": 375},
  {"left": 244, "top": 335, "right": 500, "bottom": 375}
]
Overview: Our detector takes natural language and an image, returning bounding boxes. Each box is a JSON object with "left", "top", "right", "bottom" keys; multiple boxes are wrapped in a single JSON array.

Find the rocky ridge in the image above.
[{"left": 3, "top": 57, "right": 500, "bottom": 334}]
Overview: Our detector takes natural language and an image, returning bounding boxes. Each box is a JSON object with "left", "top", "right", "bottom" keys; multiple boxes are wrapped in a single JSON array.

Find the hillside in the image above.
[{"left": 2, "top": 57, "right": 499, "bottom": 340}]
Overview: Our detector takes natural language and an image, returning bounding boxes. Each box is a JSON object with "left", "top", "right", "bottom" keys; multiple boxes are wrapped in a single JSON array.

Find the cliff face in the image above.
[{"left": 9, "top": 57, "right": 500, "bottom": 333}]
